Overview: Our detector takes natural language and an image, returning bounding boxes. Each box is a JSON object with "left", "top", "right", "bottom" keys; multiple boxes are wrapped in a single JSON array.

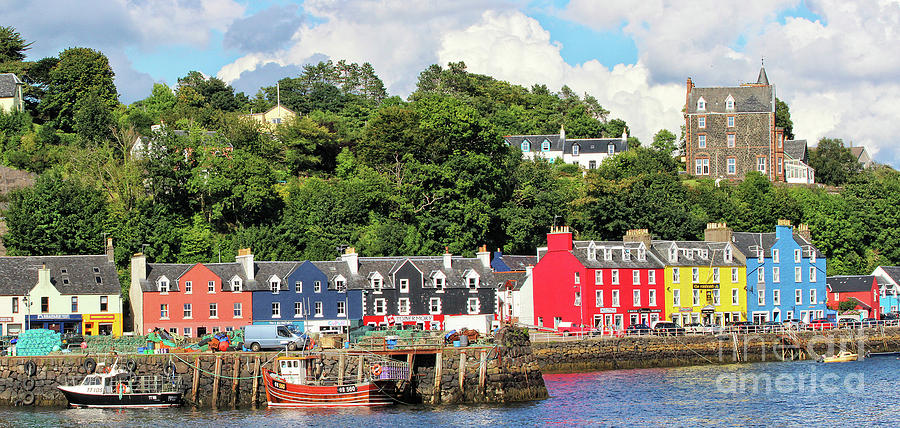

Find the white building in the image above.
[{"left": 504, "top": 127, "right": 628, "bottom": 170}]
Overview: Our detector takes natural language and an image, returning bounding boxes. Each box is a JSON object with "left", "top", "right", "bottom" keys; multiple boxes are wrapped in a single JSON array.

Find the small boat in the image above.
[
  {"left": 820, "top": 350, "right": 858, "bottom": 363},
  {"left": 263, "top": 355, "right": 408, "bottom": 407},
  {"left": 58, "top": 361, "right": 183, "bottom": 408}
]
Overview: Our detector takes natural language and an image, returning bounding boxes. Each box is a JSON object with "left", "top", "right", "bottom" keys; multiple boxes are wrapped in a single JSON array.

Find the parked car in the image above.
[
  {"left": 684, "top": 323, "right": 720, "bottom": 334},
  {"left": 626, "top": 323, "right": 652, "bottom": 336},
  {"left": 556, "top": 322, "right": 596, "bottom": 336},
  {"left": 838, "top": 318, "right": 861, "bottom": 329},
  {"left": 728, "top": 321, "right": 759, "bottom": 334},
  {"left": 782, "top": 319, "right": 806, "bottom": 330},
  {"left": 243, "top": 325, "right": 307, "bottom": 351},
  {"left": 761, "top": 321, "right": 783, "bottom": 333},
  {"left": 652, "top": 322, "right": 685, "bottom": 336},
  {"left": 861, "top": 318, "right": 880, "bottom": 327},
  {"left": 807, "top": 319, "right": 834, "bottom": 331}
]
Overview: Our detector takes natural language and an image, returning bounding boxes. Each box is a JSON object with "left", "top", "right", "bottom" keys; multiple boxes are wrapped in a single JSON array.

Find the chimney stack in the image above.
[
  {"left": 623, "top": 229, "right": 652, "bottom": 248},
  {"left": 476, "top": 245, "right": 490, "bottom": 268},
  {"left": 131, "top": 253, "right": 147, "bottom": 282},
  {"left": 547, "top": 226, "right": 573, "bottom": 252},
  {"left": 443, "top": 247, "right": 452, "bottom": 269},
  {"left": 704, "top": 222, "right": 733, "bottom": 243},
  {"left": 798, "top": 223, "right": 812, "bottom": 243},
  {"left": 106, "top": 237, "right": 114, "bottom": 263},
  {"left": 236, "top": 248, "right": 254, "bottom": 280},
  {"left": 341, "top": 247, "right": 359, "bottom": 275},
  {"left": 38, "top": 265, "right": 51, "bottom": 287}
]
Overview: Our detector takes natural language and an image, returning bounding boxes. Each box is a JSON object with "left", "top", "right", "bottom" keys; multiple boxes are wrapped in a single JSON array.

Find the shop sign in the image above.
[
  {"left": 29, "top": 314, "right": 82, "bottom": 321},
  {"left": 679, "top": 307, "right": 694, "bottom": 312},
  {"left": 693, "top": 284, "right": 719, "bottom": 290},
  {"left": 392, "top": 315, "right": 434, "bottom": 323},
  {"left": 0, "top": 317, "right": 12, "bottom": 322},
  {"left": 598, "top": 308, "right": 617, "bottom": 314},
  {"left": 627, "top": 308, "right": 662, "bottom": 313}
]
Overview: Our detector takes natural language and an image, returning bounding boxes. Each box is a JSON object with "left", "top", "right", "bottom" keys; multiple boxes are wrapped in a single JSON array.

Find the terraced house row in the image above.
[{"left": 520, "top": 221, "right": 830, "bottom": 332}]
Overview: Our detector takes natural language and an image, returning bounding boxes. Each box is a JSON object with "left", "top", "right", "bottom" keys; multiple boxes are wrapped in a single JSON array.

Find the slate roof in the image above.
[
  {"left": 850, "top": 147, "right": 869, "bottom": 162},
  {"left": 650, "top": 240, "right": 743, "bottom": 267},
  {"left": 878, "top": 266, "right": 900, "bottom": 284},
  {"left": 566, "top": 138, "right": 627, "bottom": 154},
  {"left": 141, "top": 263, "right": 192, "bottom": 292},
  {"left": 493, "top": 253, "right": 536, "bottom": 271},
  {"left": 572, "top": 241, "right": 665, "bottom": 269},
  {"left": 757, "top": 66, "right": 769, "bottom": 86},
  {"left": 249, "top": 261, "right": 298, "bottom": 292},
  {"left": 310, "top": 260, "right": 354, "bottom": 290},
  {"left": 504, "top": 134, "right": 564, "bottom": 153},
  {"left": 687, "top": 85, "right": 774, "bottom": 114},
  {"left": 338, "top": 256, "right": 494, "bottom": 290},
  {"left": 493, "top": 271, "right": 528, "bottom": 290},
  {"left": 0, "top": 73, "right": 23, "bottom": 98},
  {"left": 0, "top": 255, "right": 121, "bottom": 296},
  {"left": 784, "top": 140, "right": 808, "bottom": 162},
  {"left": 827, "top": 275, "right": 877, "bottom": 293},
  {"left": 730, "top": 231, "right": 824, "bottom": 259}
]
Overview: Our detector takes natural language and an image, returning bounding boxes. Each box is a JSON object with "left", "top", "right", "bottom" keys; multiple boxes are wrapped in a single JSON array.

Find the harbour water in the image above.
[{"left": 3, "top": 357, "right": 898, "bottom": 427}]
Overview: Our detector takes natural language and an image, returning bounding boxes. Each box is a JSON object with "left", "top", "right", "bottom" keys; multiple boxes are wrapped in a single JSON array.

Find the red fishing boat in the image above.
[{"left": 262, "top": 355, "right": 408, "bottom": 407}]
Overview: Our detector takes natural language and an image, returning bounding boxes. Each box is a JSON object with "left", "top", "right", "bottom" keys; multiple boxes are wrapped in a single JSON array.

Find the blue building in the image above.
[
  {"left": 726, "top": 221, "right": 827, "bottom": 323},
  {"left": 872, "top": 266, "right": 900, "bottom": 315},
  {"left": 490, "top": 251, "right": 536, "bottom": 272}
]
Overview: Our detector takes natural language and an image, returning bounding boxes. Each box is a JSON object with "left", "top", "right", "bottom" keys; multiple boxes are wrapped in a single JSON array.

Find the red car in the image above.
[{"left": 807, "top": 318, "right": 834, "bottom": 330}]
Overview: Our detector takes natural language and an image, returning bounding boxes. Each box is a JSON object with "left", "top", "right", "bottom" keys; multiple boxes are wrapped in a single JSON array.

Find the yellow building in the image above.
[
  {"left": 0, "top": 73, "right": 25, "bottom": 113},
  {"left": 654, "top": 240, "right": 747, "bottom": 326},
  {"left": 246, "top": 104, "right": 296, "bottom": 130}
]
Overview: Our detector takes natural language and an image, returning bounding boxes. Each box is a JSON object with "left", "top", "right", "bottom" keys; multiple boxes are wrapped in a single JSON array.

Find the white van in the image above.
[{"left": 243, "top": 325, "right": 306, "bottom": 351}]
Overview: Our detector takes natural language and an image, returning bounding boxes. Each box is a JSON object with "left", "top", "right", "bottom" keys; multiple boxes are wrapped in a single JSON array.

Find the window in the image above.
[
  {"left": 429, "top": 298, "right": 442, "bottom": 314},
  {"left": 732, "top": 268, "right": 738, "bottom": 283},
  {"left": 673, "top": 268, "right": 681, "bottom": 283},
  {"left": 758, "top": 268, "right": 765, "bottom": 284},
  {"left": 673, "top": 289, "right": 681, "bottom": 306},
  {"left": 12, "top": 297, "right": 18, "bottom": 314},
  {"left": 608, "top": 144, "right": 615, "bottom": 155},
  {"left": 520, "top": 141, "right": 530, "bottom": 151},
  {"left": 697, "top": 98, "right": 706, "bottom": 110},
  {"left": 726, "top": 133, "right": 735, "bottom": 147},
  {"left": 374, "top": 299, "right": 386, "bottom": 315},
  {"left": 726, "top": 97, "right": 734, "bottom": 110},
  {"left": 336, "top": 279, "right": 346, "bottom": 292},
  {"left": 772, "top": 249, "right": 779, "bottom": 263},
  {"left": 795, "top": 289, "right": 802, "bottom": 304},
  {"left": 623, "top": 249, "right": 631, "bottom": 261},
  {"left": 595, "top": 290, "right": 604, "bottom": 307},
  {"left": 632, "top": 270, "right": 640, "bottom": 285},
  {"left": 713, "top": 290, "right": 720, "bottom": 306},
  {"left": 727, "top": 157, "right": 737, "bottom": 174},
  {"left": 695, "top": 158, "right": 709, "bottom": 175},
  {"left": 572, "top": 144, "right": 580, "bottom": 156},
  {"left": 692, "top": 267, "right": 699, "bottom": 283},
  {"left": 184, "top": 327, "right": 192, "bottom": 337},
  {"left": 575, "top": 291, "right": 582, "bottom": 307},
  {"left": 633, "top": 290, "right": 641, "bottom": 306},
  {"left": 574, "top": 272, "right": 580, "bottom": 284},
  {"left": 554, "top": 317, "right": 563, "bottom": 328},
  {"left": 100, "top": 296, "right": 108, "bottom": 312},
  {"left": 698, "top": 116, "right": 706, "bottom": 128},
  {"left": 434, "top": 277, "right": 444, "bottom": 291},
  {"left": 795, "top": 267, "right": 802, "bottom": 282},
  {"left": 773, "top": 289, "right": 781, "bottom": 305},
  {"left": 209, "top": 303, "right": 218, "bottom": 318},
  {"left": 604, "top": 248, "right": 612, "bottom": 261},
  {"left": 589, "top": 160, "right": 597, "bottom": 169},
  {"left": 295, "top": 281, "right": 302, "bottom": 293},
  {"left": 71, "top": 296, "right": 78, "bottom": 312},
  {"left": 692, "top": 290, "right": 700, "bottom": 306},
  {"left": 315, "top": 301, "right": 323, "bottom": 317},
  {"left": 185, "top": 281, "right": 192, "bottom": 294},
  {"left": 160, "top": 304, "right": 169, "bottom": 319},
  {"left": 595, "top": 270, "right": 603, "bottom": 285},
  {"left": 397, "top": 298, "right": 410, "bottom": 315},
  {"left": 649, "top": 289, "right": 657, "bottom": 306},
  {"left": 158, "top": 278, "right": 170, "bottom": 293},
  {"left": 233, "top": 303, "right": 242, "bottom": 318},
  {"left": 809, "top": 267, "right": 817, "bottom": 282},
  {"left": 541, "top": 140, "right": 550, "bottom": 151},
  {"left": 183, "top": 303, "right": 192, "bottom": 319},
  {"left": 698, "top": 135, "right": 706, "bottom": 148},
  {"left": 727, "top": 116, "right": 735, "bottom": 128},
  {"left": 270, "top": 279, "right": 280, "bottom": 294},
  {"left": 758, "top": 290, "right": 765, "bottom": 306},
  {"left": 638, "top": 249, "right": 646, "bottom": 261},
  {"left": 773, "top": 267, "right": 780, "bottom": 283},
  {"left": 468, "top": 276, "right": 479, "bottom": 291},
  {"left": 649, "top": 270, "right": 656, "bottom": 284},
  {"left": 371, "top": 277, "right": 383, "bottom": 293},
  {"left": 294, "top": 302, "right": 303, "bottom": 318},
  {"left": 794, "top": 249, "right": 801, "bottom": 263},
  {"left": 810, "top": 250, "right": 816, "bottom": 263},
  {"left": 611, "top": 270, "right": 620, "bottom": 285},
  {"left": 231, "top": 279, "right": 242, "bottom": 292},
  {"left": 314, "top": 281, "right": 322, "bottom": 293},
  {"left": 208, "top": 281, "right": 215, "bottom": 293},
  {"left": 271, "top": 302, "right": 281, "bottom": 318},
  {"left": 724, "top": 247, "right": 733, "bottom": 263},
  {"left": 757, "top": 157, "right": 767, "bottom": 174},
  {"left": 809, "top": 289, "right": 817, "bottom": 305},
  {"left": 612, "top": 290, "right": 620, "bottom": 307},
  {"left": 732, "top": 289, "right": 739, "bottom": 306},
  {"left": 713, "top": 267, "right": 720, "bottom": 282},
  {"left": 399, "top": 279, "right": 409, "bottom": 293},
  {"left": 467, "top": 298, "right": 480, "bottom": 314}
]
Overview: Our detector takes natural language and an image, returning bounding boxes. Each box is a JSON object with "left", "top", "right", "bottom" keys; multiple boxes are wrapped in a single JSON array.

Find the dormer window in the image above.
[
  {"left": 335, "top": 275, "right": 346, "bottom": 292},
  {"left": 623, "top": 249, "right": 631, "bottom": 261},
  {"left": 468, "top": 276, "right": 478, "bottom": 290},
  {"left": 434, "top": 276, "right": 444, "bottom": 291},
  {"left": 603, "top": 248, "right": 612, "bottom": 261},
  {"left": 607, "top": 144, "right": 615, "bottom": 155},
  {"left": 725, "top": 95, "right": 735, "bottom": 110},
  {"left": 231, "top": 277, "right": 242, "bottom": 292},
  {"left": 572, "top": 144, "right": 580, "bottom": 156},
  {"left": 270, "top": 278, "right": 280, "bottom": 294},
  {"left": 541, "top": 140, "right": 551, "bottom": 151},
  {"left": 669, "top": 247, "right": 678, "bottom": 262},
  {"left": 371, "top": 275, "right": 383, "bottom": 292},
  {"left": 521, "top": 140, "right": 530, "bottom": 152},
  {"left": 724, "top": 247, "right": 733, "bottom": 263},
  {"left": 637, "top": 248, "right": 646, "bottom": 261},
  {"left": 157, "top": 277, "right": 170, "bottom": 293},
  {"left": 697, "top": 97, "right": 706, "bottom": 111}
]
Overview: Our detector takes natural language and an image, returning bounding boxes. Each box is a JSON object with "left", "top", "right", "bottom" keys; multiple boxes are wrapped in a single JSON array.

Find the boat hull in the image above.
[
  {"left": 57, "top": 386, "right": 183, "bottom": 408},
  {"left": 263, "top": 368, "right": 397, "bottom": 407}
]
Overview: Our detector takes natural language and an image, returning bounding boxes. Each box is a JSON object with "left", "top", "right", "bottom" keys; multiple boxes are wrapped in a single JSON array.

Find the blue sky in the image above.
[{"left": 4, "top": 0, "right": 900, "bottom": 166}]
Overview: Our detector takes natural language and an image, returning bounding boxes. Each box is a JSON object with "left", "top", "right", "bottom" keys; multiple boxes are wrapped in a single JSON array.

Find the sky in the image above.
[{"left": 4, "top": 0, "right": 900, "bottom": 166}]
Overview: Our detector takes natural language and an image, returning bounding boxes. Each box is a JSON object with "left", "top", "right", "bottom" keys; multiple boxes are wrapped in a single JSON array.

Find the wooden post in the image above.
[
  {"left": 231, "top": 356, "right": 240, "bottom": 408},
  {"left": 338, "top": 353, "right": 345, "bottom": 384},
  {"left": 458, "top": 351, "right": 466, "bottom": 390},
  {"left": 357, "top": 357, "right": 364, "bottom": 383},
  {"left": 251, "top": 357, "right": 260, "bottom": 409},
  {"left": 212, "top": 356, "right": 222, "bottom": 410},
  {"left": 191, "top": 355, "right": 201, "bottom": 405},
  {"left": 406, "top": 353, "right": 414, "bottom": 381},
  {"left": 432, "top": 351, "right": 442, "bottom": 405},
  {"left": 478, "top": 350, "right": 487, "bottom": 393}
]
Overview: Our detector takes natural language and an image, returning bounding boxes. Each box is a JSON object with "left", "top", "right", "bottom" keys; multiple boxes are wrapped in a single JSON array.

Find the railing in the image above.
[
  {"left": 65, "top": 375, "right": 182, "bottom": 393},
  {"left": 354, "top": 334, "right": 446, "bottom": 351}
]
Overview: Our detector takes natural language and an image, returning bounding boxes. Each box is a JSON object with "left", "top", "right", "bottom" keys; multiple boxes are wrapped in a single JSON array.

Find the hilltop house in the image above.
[
  {"left": 245, "top": 104, "right": 296, "bottom": 130},
  {"left": 504, "top": 127, "right": 628, "bottom": 170},
  {"left": 0, "top": 73, "right": 25, "bottom": 113}
]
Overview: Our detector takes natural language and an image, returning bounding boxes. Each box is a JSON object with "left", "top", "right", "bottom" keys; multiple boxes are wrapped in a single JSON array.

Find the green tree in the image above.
[
  {"left": 651, "top": 129, "right": 677, "bottom": 154},
  {"left": 74, "top": 89, "right": 114, "bottom": 144},
  {"left": 40, "top": 47, "right": 118, "bottom": 132},
  {"left": 775, "top": 97, "right": 794, "bottom": 140},
  {"left": 808, "top": 137, "right": 860, "bottom": 186},
  {"left": 0, "top": 26, "right": 32, "bottom": 63}
]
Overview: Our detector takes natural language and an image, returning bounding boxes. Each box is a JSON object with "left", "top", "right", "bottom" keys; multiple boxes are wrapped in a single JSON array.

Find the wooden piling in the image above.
[
  {"left": 212, "top": 356, "right": 222, "bottom": 410},
  {"left": 191, "top": 355, "right": 201, "bottom": 405},
  {"left": 231, "top": 356, "right": 240, "bottom": 408},
  {"left": 357, "top": 357, "right": 364, "bottom": 383},
  {"left": 406, "top": 353, "right": 414, "bottom": 381},
  {"left": 432, "top": 351, "right": 442, "bottom": 405},
  {"left": 459, "top": 351, "right": 466, "bottom": 390},
  {"left": 251, "top": 357, "right": 260, "bottom": 409},
  {"left": 478, "top": 350, "right": 487, "bottom": 393},
  {"left": 338, "top": 353, "right": 345, "bottom": 384}
]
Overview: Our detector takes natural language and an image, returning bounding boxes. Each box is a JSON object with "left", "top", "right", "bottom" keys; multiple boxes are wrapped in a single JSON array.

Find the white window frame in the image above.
[
  {"left": 295, "top": 281, "right": 302, "bottom": 293},
  {"left": 698, "top": 116, "right": 706, "bottom": 128},
  {"left": 794, "top": 249, "right": 802, "bottom": 263},
  {"left": 773, "top": 249, "right": 780, "bottom": 263},
  {"left": 713, "top": 290, "right": 720, "bottom": 306},
  {"left": 398, "top": 298, "right": 410, "bottom": 315},
  {"left": 633, "top": 290, "right": 641, "bottom": 306},
  {"left": 184, "top": 281, "right": 192, "bottom": 294},
  {"left": 773, "top": 267, "right": 780, "bottom": 283},
  {"left": 810, "top": 289, "right": 817, "bottom": 305},
  {"left": 727, "top": 116, "right": 735, "bottom": 127},
  {"left": 809, "top": 267, "right": 816, "bottom": 282},
  {"left": 648, "top": 270, "right": 656, "bottom": 285},
  {"left": 773, "top": 289, "right": 781, "bottom": 305},
  {"left": 611, "top": 290, "right": 620, "bottom": 307},
  {"left": 315, "top": 301, "right": 323, "bottom": 317},
  {"left": 595, "top": 290, "right": 603, "bottom": 307},
  {"left": 429, "top": 297, "right": 442, "bottom": 315},
  {"left": 673, "top": 289, "right": 681, "bottom": 307},
  {"left": 795, "top": 267, "right": 802, "bottom": 282},
  {"left": 649, "top": 289, "right": 657, "bottom": 306},
  {"left": 713, "top": 267, "right": 720, "bottom": 283},
  {"left": 208, "top": 281, "right": 215, "bottom": 293},
  {"left": 758, "top": 290, "right": 765, "bottom": 306},
  {"left": 692, "top": 267, "right": 699, "bottom": 283},
  {"left": 574, "top": 272, "right": 580, "bottom": 284},
  {"left": 467, "top": 298, "right": 480, "bottom": 314},
  {"left": 731, "top": 268, "right": 738, "bottom": 283},
  {"left": 632, "top": 270, "right": 640, "bottom": 285},
  {"left": 697, "top": 98, "right": 706, "bottom": 110},
  {"left": 233, "top": 302, "right": 242, "bottom": 318},
  {"left": 595, "top": 270, "right": 603, "bottom": 285},
  {"left": 399, "top": 278, "right": 409, "bottom": 293},
  {"left": 698, "top": 135, "right": 706, "bottom": 148},
  {"left": 294, "top": 302, "right": 303, "bottom": 318},
  {"left": 795, "top": 289, "right": 802, "bottom": 305},
  {"left": 673, "top": 268, "right": 680, "bottom": 283},
  {"left": 374, "top": 298, "right": 386, "bottom": 315},
  {"left": 575, "top": 291, "right": 582, "bottom": 307},
  {"left": 314, "top": 281, "right": 322, "bottom": 293},
  {"left": 732, "top": 289, "right": 739, "bottom": 306},
  {"left": 271, "top": 302, "right": 280, "bottom": 318},
  {"left": 692, "top": 290, "right": 700, "bottom": 306},
  {"left": 209, "top": 303, "right": 218, "bottom": 319},
  {"left": 611, "top": 270, "right": 620, "bottom": 285},
  {"left": 183, "top": 303, "right": 192, "bottom": 319}
]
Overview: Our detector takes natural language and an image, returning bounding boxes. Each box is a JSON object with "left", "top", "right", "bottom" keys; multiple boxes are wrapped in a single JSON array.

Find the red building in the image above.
[
  {"left": 131, "top": 254, "right": 255, "bottom": 337},
  {"left": 826, "top": 275, "right": 881, "bottom": 319},
  {"left": 532, "top": 227, "right": 666, "bottom": 333}
]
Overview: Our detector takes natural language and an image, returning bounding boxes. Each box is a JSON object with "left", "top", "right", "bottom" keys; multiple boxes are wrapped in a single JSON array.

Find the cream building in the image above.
[{"left": 0, "top": 73, "right": 25, "bottom": 113}]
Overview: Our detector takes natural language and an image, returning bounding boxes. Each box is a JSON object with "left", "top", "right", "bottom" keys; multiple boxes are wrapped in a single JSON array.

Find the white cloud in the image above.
[{"left": 121, "top": 0, "right": 245, "bottom": 48}]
